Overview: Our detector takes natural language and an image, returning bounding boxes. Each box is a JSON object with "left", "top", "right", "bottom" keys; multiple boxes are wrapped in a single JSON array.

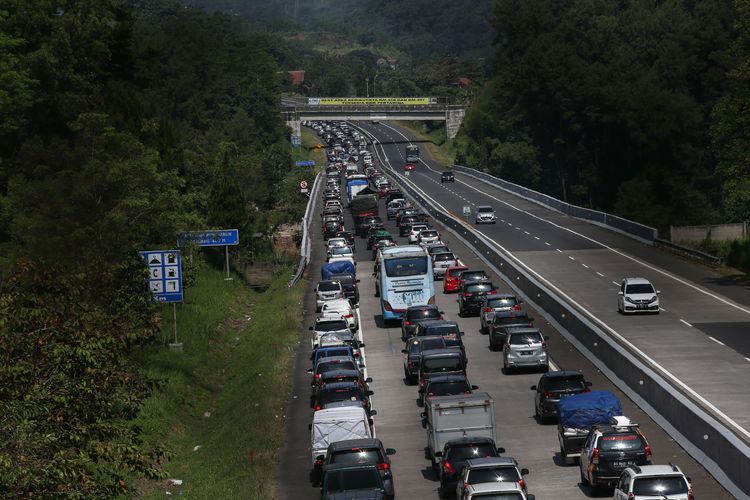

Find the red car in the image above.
[
  {"left": 404, "top": 163, "right": 416, "bottom": 171},
  {"left": 443, "top": 265, "right": 469, "bottom": 293},
  {"left": 377, "top": 184, "right": 391, "bottom": 198}
]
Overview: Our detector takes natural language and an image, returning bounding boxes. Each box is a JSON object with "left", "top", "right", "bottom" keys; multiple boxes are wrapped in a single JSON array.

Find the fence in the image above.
[{"left": 288, "top": 173, "right": 321, "bottom": 287}]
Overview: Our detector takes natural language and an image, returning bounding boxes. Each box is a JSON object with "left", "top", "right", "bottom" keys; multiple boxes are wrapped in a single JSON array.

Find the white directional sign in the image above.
[
  {"left": 139, "top": 250, "right": 183, "bottom": 303},
  {"left": 462, "top": 205, "right": 471, "bottom": 216}
]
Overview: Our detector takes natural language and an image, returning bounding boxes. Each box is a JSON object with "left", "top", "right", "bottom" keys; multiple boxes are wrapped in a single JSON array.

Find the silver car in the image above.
[
  {"left": 432, "top": 252, "right": 460, "bottom": 279},
  {"left": 502, "top": 327, "right": 549, "bottom": 373},
  {"left": 475, "top": 205, "right": 497, "bottom": 224}
]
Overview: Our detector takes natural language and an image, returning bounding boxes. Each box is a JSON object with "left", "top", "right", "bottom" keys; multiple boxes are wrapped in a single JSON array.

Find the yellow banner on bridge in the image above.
[{"left": 307, "top": 97, "right": 436, "bottom": 106}]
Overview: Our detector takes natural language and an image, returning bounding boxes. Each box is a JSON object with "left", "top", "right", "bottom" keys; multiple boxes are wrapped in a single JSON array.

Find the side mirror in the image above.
[
  {"left": 521, "top": 468, "right": 529, "bottom": 475},
  {"left": 530, "top": 385, "right": 537, "bottom": 391},
  {"left": 471, "top": 385, "right": 479, "bottom": 390},
  {"left": 366, "top": 390, "right": 374, "bottom": 396},
  {"left": 356, "top": 279, "right": 361, "bottom": 283},
  {"left": 309, "top": 326, "right": 314, "bottom": 331},
  {"left": 401, "top": 349, "right": 407, "bottom": 354},
  {"left": 585, "top": 381, "right": 593, "bottom": 387},
  {"left": 496, "top": 447, "right": 506, "bottom": 453},
  {"left": 386, "top": 448, "right": 396, "bottom": 455},
  {"left": 439, "top": 311, "right": 445, "bottom": 315},
  {"left": 369, "top": 410, "right": 377, "bottom": 416},
  {"left": 618, "top": 291, "right": 624, "bottom": 295},
  {"left": 519, "top": 300, "right": 524, "bottom": 305},
  {"left": 306, "top": 368, "right": 313, "bottom": 374},
  {"left": 365, "top": 377, "right": 372, "bottom": 383},
  {"left": 359, "top": 343, "right": 365, "bottom": 348}
]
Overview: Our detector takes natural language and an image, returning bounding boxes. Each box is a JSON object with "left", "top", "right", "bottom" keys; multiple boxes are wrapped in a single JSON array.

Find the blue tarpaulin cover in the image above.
[
  {"left": 557, "top": 390, "right": 623, "bottom": 429},
  {"left": 321, "top": 261, "right": 356, "bottom": 280}
]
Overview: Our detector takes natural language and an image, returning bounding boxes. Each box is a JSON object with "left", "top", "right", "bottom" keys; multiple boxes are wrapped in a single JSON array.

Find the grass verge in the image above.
[
  {"left": 394, "top": 120, "right": 457, "bottom": 167},
  {"left": 132, "top": 262, "right": 305, "bottom": 499}
]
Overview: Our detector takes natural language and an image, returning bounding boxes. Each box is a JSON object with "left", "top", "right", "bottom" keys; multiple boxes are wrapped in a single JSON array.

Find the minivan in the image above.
[{"left": 418, "top": 349, "right": 467, "bottom": 403}]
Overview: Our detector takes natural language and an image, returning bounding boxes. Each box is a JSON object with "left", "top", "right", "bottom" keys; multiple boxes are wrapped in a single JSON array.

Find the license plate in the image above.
[
  {"left": 520, "top": 350, "right": 533, "bottom": 355},
  {"left": 612, "top": 461, "right": 635, "bottom": 469}
]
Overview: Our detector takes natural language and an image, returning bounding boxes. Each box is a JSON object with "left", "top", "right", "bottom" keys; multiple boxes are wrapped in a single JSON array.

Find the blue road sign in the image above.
[
  {"left": 139, "top": 250, "right": 183, "bottom": 303},
  {"left": 295, "top": 160, "right": 315, "bottom": 167},
  {"left": 179, "top": 229, "right": 239, "bottom": 247},
  {"left": 291, "top": 135, "right": 302, "bottom": 147}
]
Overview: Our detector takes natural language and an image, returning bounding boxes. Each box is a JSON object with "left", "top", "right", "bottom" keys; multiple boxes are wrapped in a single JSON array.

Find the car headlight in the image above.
[
  {"left": 625, "top": 297, "right": 635, "bottom": 304},
  {"left": 649, "top": 296, "right": 658, "bottom": 303}
]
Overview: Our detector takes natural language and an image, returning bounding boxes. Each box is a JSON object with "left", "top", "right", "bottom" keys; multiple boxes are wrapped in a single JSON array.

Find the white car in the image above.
[
  {"left": 408, "top": 224, "right": 429, "bottom": 244},
  {"left": 613, "top": 464, "right": 692, "bottom": 500},
  {"left": 418, "top": 229, "right": 441, "bottom": 246},
  {"left": 475, "top": 205, "right": 497, "bottom": 224},
  {"left": 459, "top": 482, "right": 535, "bottom": 500},
  {"left": 328, "top": 246, "right": 356, "bottom": 265},
  {"left": 618, "top": 277, "right": 660, "bottom": 314},
  {"left": 326, "top": 237, "right": 348, "bottom": 255},
  {"left": 315, "top": 280, "right": 344, "bottom": 311},
  {"left": 309, "top": 317, "right": 351, "bottom": 349},
  {"left": 319, "top": 298, "right": 358, "bottom": 332}
]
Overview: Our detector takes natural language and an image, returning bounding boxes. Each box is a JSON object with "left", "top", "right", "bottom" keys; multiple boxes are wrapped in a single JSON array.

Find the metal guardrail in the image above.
[
  {"left": 288, "top": 173, "right": 321, "bottom": 287},
  {"left": 654, "top": 238, "right": 724, "bottom": 266},
  {"left": 452, "top": 165, "right": 660, "bottom": 243}
]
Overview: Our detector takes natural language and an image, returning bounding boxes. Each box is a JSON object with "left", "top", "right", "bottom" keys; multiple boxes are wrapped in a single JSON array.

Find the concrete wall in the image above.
[
  {"left": 671, "top": 222, "right": 747, "bottom": 243},
  {"left": 445, "top": 108, "right": 466, "bottom": 139}
]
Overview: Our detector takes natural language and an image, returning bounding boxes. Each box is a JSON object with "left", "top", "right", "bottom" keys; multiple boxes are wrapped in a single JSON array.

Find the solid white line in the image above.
[
  {"left": 709, "top": 336, "right": 725, "bottom": 346},
  {"left": 596, "top": 272, "right": 605, "bottom": 277},
  {"left": 361, "top": 122, "right": 750, "bottom": 441},
  {"left": 680, "top": 319, "right": 693, "bottom": 328},
  {"left": 549, "top": 359, "right": 560, "bottom": 371}
]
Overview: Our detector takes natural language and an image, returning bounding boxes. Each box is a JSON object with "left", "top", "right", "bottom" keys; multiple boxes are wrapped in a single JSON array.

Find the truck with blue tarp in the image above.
[
  {"left": 346, "top": 174, "right": 370, "bottom": 203},
  {"left": 557, "top": 390, "right": 623, "bottom": 463},
  {"left": 321, "top": 261, "right": 356, "bottom": 281}
]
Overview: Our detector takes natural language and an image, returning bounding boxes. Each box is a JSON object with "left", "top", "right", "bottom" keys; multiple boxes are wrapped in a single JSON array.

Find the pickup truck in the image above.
[
  {"left": 557, "top": 390, "right": 623, "bottom": 464},
  {"left": 421, "top": 392, "right": 496, "bottom": 470}
]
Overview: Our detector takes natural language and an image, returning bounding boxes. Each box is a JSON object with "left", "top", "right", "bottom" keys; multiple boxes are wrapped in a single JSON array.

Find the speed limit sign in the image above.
[{"left": 299, "top": 180, "right": 308, "bottom": 189}]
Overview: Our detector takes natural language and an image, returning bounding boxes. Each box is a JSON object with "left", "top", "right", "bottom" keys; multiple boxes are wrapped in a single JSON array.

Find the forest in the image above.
[{"left": 0, "top": 0, "right": 299, "bottom": 495}]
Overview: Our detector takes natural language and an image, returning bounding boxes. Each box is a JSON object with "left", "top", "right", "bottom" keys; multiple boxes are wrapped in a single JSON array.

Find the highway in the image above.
[{"left": 276, "top": 123, "right": 735, "bottom": 499}]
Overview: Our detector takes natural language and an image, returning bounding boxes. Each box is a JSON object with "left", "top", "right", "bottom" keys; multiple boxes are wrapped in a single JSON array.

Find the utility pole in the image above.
[{"left": 365, "top": 77, "right": 369, "bottom": 97}]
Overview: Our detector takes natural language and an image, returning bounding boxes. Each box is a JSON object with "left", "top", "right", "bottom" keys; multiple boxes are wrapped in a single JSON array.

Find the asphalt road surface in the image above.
[{"left": 276, "top": 125, "right": 735, "bottom": 499}]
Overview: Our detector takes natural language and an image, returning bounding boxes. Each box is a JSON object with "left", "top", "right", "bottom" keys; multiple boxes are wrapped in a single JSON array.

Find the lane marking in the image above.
[
  {"left": 556, "top": 248, "right": 563, "bottom": 253},
  {"left": 524, "top": 231, "right": 530, "bottom": 235},
  {"left": 359, "top": 122, "right": 750, "bottom": 441},
  {"left": 568, "top": 256, "right": 576, "bottom": 261},
  {"left": 545, "top": 242, "right": 551, "bottom": 246},
  {"left": 709, "top": 336, "right": 725, "bottom": 346},
  {"left": 680, "top": 319, "right": 693, "bottom": 328},
  {"left": 596, "top": 272, "right": 605, "bottom": 277},
  {"left": 582, "top": 264, "right": 590, "bottom": 269},
  {"left": 612, "top": 281, "right": 620, "bottom": 286},
  {"left": 534, "top": 236, "right": 540, "bottom": 240}
]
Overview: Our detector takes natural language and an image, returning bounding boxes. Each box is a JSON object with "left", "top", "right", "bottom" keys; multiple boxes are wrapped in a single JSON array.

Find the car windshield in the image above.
[
  {"left": 466, "top": 466, "right": 521, "bottom": 484},
  {"left": 331, "top": 247, "right": 352, "bottom": 255},
  {"left": 384, "top": 257, "right": 428, "bottom": 277},
  {"left": 597, "top": 433, "right": 646, "bottom": 452},
  {"left": 318, "top": 360, "right": 357, "bottom": 374},
  {"left": 449, "top": 444, "right": 496, "bottom": 461},
  {"left": 324, "top": 468, "right": 381, "bottom": 493},
  {"left": 487, "top": 297, "right": 517, "bottom": 308},
  {"left": 508, "top": 333, "right": 542, "bottom": 345},
  {"left": 421, "top": 338, "right": 446, "bottom": 351},
  {"left": 318, "top": 281, "right": 341, "bottom": 292},
  {"left": 632, "top": 476, "right": 688, "bottom": 495},
  {"left": 626, "top": 283, "right": 655, "bottom": 294},
  {"left": 423, "top": 357, "right": 463, "bottom": 373},
  {"left": 427, "top": 381, "right": 471, "bottom": 396},
  {"left": 317, "top": 348, "right": 351, "bottom": 360},
  {"left": 462, "top": 271, "right": 487, "bottom": 280},
  {"left": 316, "top": 320, "right": 349, "bottom": 331},
  {"left": 434, "top": 253, "right": 456, "bottom": 262},
  {"left": 477, "top": 207, "right": 494, "bottom": 213},
  {"left": 318, "top": 386, "right": 364, "bottom": 405},
  {"left": 330, "top": 449, "right": 382, "bottom": 465},
  {"left": 421, "top": 231, "right": 438, "bottom": 237},
  {"left": 330, "top": 274, "right": 354, "bottom": 285},
  {"left": 492, "top": 314, "right": 529, "bottom": 325},
  {"left": 429, "top": 246, "right": 450, "bottom": 254},
  {"left": 467, "top": 283, "right": 494, "bottom": 293},
  {"left": 424, "top": 325, "right": 460, "bottom": 338},
  {"left": 546, "top": 376, "right": 586, "bottom": 391},
  {"left": 471, "top": 494, "right": 523, "bottom": 500}
]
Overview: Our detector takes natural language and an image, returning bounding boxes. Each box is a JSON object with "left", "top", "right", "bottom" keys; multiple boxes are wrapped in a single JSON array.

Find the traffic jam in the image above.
[{"left": 304, "top": 121, "right": 695, "bottom": 500}]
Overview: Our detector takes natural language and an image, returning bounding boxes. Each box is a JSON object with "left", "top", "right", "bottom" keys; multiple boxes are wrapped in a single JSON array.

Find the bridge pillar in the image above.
[
  {"left": 445, "top": 108, "right": 466, "bottom": 140},
  {"left": 287, "top": 119, "right": 301, "bottom": 137}
]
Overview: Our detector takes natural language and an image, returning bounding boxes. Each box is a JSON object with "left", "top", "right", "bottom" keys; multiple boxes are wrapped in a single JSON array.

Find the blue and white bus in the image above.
[{"left": 376, "top": 245, "right": 435, "bottom": 321}]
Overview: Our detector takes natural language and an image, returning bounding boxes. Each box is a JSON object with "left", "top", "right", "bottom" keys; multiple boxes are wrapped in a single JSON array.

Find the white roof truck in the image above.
[
  {"left": 309, "top": 406, "right": 373, "bottom": 467},
  {"left": 420, "top": 392, "right": 496, "bottom": 469}
]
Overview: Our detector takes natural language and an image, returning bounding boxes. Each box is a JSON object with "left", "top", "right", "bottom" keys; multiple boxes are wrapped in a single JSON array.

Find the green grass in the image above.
[
  {"left": 394, "top": 120, "right": 457, "bottom": 167},
  {"left": 132, "top": 262, "right": 305, "bottom": 498}
]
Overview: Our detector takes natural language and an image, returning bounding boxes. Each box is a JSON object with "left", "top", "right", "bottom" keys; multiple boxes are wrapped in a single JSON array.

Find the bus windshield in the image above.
[{"left": 385, "top": 256, "right": 428, "bottom": 277}]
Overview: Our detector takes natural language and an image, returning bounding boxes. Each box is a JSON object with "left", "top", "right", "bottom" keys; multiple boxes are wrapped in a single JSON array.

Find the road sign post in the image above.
[
  {"left": 462, "top": 205, "right": 471, "bottom": 222},
  {"left": 299, "top": 179, "right": 309, "bottom": 195},
  {"left": 140, "top": 249, "right": 184, "bottom": 351},
  {"left": 178, "top": 229, "right": 240, "bottom": 280}
]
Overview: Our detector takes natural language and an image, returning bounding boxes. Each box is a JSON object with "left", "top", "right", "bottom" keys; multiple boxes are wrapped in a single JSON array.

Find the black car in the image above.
[
  {"left": 313, "top": 438, "right": 397, "bottom": 497},
  {"left": 402, "top": 335, "right": 447, "bottom": 385},
  {"left": 324, "top": 221, "right": 343, "bottom": 239},
  {"left": 458, "top": 281, "right": 497, "bottom": 317},
  {"left": 398, "top": 216, "right": 420, "bottom": 236},
  {"left": 440, "top": 170, "right": 455, "bottom": 183},
  {"left": 439, "top": 437, "right": 503, "bottom": 497},
  {"left": 422, "top": 374, "right": 477, "bottom": 401},
  {"left": 417, "top": 348, "right": 467, "bottom": 403},
  {"left": 320, "top": 463, "right": 388, "bottom": 500},
  {"left": 328, "top": 273, "right": 360, "bottom": 304},
  {"left": 457, "top": 269, "right": 490, "bottom": 288},
  {"left": 358, "top": 216, "right": 383, "bottom": 238},
  {"left": 401, "top": 304, "right": 443, "bottom": 341},
  {"left": 335, "top": 231, "right": 356, "bottom": 250},
  {"left": 371, "top": 238, "right": 396, "bottom": 260},
  {"left": 488, "top": 311, "right": 533, "bottom": 350},
  {"left": 531, "top": 371, "right": 592, "bottom": 422},
  {"left": 314, "top": 381, "right": 375, "bottom": 415},
  {"left": 415, "top": 320, "right": 466, "bottom": 361}
]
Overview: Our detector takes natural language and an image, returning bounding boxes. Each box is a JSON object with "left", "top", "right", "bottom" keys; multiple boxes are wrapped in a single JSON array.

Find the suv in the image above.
[
  {"left": 420, "top": 374, "right": 477, "bottom": 406},
  {"left": 479, "top": 294, "right": 522, "bottom": 333},
  {"left": 458, "top": 281, "right": 497, "bottom": 317},
  {"left": 316, "top": 280, "right": 344, "bottom": 311},
  {"left": 502, "top": 328, "right": 549, "bottom": 373},
  {"left": 618, "top": 277, "right": 660, "bottom": 314},
  {"left": 328, "top": 273, "right": 359, "bottom": 304},
  {"left": 530, "top": 370, "right": 592, "bottom": 422},
  {"left": 441, "top": 170, "right": 455, "bottom": 183},
  {"left": 439, "top": 437, "right": 503, "bottom": 498},
  {"left": 488, "top": 311, "right": 533, "bottom": 351},
  {"left": 320, "top": 463, "right": 389, "bottom": 500},
  {"left": 475, "top": 205, "right": 497, "bottom": 224},
  {"left": 313, "top": 381, "right": 375, "bottom": 415},
  {"left": 579, "top": 416, "right": 653, "bottom": 494},
  {"left": 415, "top": 320, "right": 465, "bottom": 360},
  {"left": 456, "top": 457, "right": 530, "bottom": 499},
  {"left": 614, "top": 464, "right": 692, "bottom": 500},
  {"left": 457, "top": 269, "right": 490, "bottom": 288},
  {"left": 418, "top": 349, "right": 466, "bottom": 402},
  {"left": 417, "top": 229, "right": 441, "bottom": 246},
  {"left": 313, "top": 439, "right": 397, "bottom": 495},
  {"left": 444, "top": 265, "right": 470, "bottom": 293},
  {"left": 402, "top": 335, "right": 447, "bottom": 385},
  {"left": 401, "top": 304, "right": 443, "bottom": 341},
  {"left": 432, "top": 252, "right": 460, "bottom": 279}
]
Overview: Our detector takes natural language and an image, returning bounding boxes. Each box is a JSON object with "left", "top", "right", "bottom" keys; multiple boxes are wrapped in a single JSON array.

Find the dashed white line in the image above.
[
  {"left": 680, "top": 319, "right": 693, "bottom": 327},
  {"left": 568, "top": 256, "right": 576, "bottom": 261},
  {"left": 581, "top": 264, "right": 589, "bottom": 269},
  {"left": 596, "top": 272, "right": 605, "bottom": 277},
  {"left": 544, "top": 242, "right": 551, "bottom": 246},
  {"left": 524, "top": 231, "right": 530, "bottom": 235},
  {"left": 534, "top": 236, "right": 540, "bottom": 240},
  {"left": 611, "top": 281, "right": 620, "bottom": 286},
  {"left": 556, "top": 248, "right": 563, "bottom": 253},
  {"left": 745, "top": 357, "right": 750, "bottom": 363},
  {"left": 708, "top": 336, "right": 725, "bottom": 346}
]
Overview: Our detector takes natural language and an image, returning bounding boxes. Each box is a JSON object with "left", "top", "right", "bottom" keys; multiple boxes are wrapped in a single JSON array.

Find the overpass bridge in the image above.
[{"left": 281, "top": 97, "right": 466, "bottom": 140}]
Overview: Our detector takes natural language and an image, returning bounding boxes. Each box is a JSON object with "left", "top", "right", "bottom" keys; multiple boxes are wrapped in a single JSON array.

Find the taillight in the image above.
[
  {"left": 463, "top": 292, "right": 471, "bottom": 297},
  {"left": 405, "top": 320, "right": 411, "bottom": 326},
  {"left": 543, "top": 391, "right": 554, "bottom": 398},
  {"left": 541, "top": 342, "right": 547, "bottom": 347},
  {"left": 482, "top": 307, "right": 492, "bottom": 313},
  {"left": 443, "top": 461, "right": 454, "bottom": 474},
  {"left": 344, "top": 314, "right": 353, "bottom": 318},
  {"left": 687, "top": 486, "right": 694, "bottom": 500},
  {"left": 419, "top": 376, "right": 424, "bottom": 387},
  {"left": 383, "top": 301, "right": 392, "bottom": 311},
  {"left": 487, "top": 290, "right": 496, "bottom": 295},
  {"left": 645, "top": 445, "right": 652, "bottom": 461},
  {"left": 592, "top": 448, "right": 599, "bottom": 464},
  {"left": 314, "top": 373, "right": 321, "bottom": 380},
  {"left": 355, "top": 352, "right": 360, "bottom": 358},
  {"left": 511, "top": 304, "right": 521, "bottom": 311},
  {"left": 314, "top": 458, "right": 324, "bottom": 466},
  {"left": 518, "top": 479, "right": 526, "bottom": 491},
  {"left": 582, "top": 387, "right": 591, "bottom": 393},
  {"left": 627, "top": 493, "right": 635, "bottom": 500},
  {"left": 376, "top": 462, "right": 390, "bottom": 471},
  {"left": 315, "top": 405, "right": 321, "bottom": 411},
  {"left": 407, "top": 361, "right": 413, "bottom": 368}
]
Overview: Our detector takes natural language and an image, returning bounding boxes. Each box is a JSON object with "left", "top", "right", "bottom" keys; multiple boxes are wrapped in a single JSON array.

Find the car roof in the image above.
[
  {"left": 623, "top": 277, "right": 652, "bottom": 285},
  {"left": 425, "top": 374, "right": 469, "bottom": 384},
  {"left": 322, "top": 462, "right": 379, "bottom": 473},
  {"left": 421, "top": 348, "right": 463, "bottom": 358},
  {"left": 505, "top": 327, "right": 540, "bottom": 335},
  {"left": 419, "top": 319, "right": 459, "bottom": 328},
  {"left": 319, "top": 380, "right": 361, "bottom": 391},
  {"left": 406, "top": 304, "right": 439, "bottom": 312},
  {"left": 320, "top": 369, "right": 360, "bottom": 379},
  {"left": 412, "top": 335, "right": 446, "bottom": 344},
  {"left": 461, "top": 269, "right": 486, "bottom": 274},
  {"left": 327, "top": 438, "right": 384, "bottom": 451},
  {"left": 464, "top": 457, "right": 519, "bottom": 470},
  {"left": 492, "top": 311, "right": 529, "bottom": 319},
  {"left": 626, "top": 464, "right": 684, "bottom": 476},
  {"left": 317, "top": 346, "right": 353, "bottom": 353},
  {"left": 485, "top": 293, "right": 515, "bottom": 300},
  {"left": 322, "top": 298, "right": 352, "bottom": 307},
  {"left": 476, "top": 205, "right": 494, "bottom": 210}
]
